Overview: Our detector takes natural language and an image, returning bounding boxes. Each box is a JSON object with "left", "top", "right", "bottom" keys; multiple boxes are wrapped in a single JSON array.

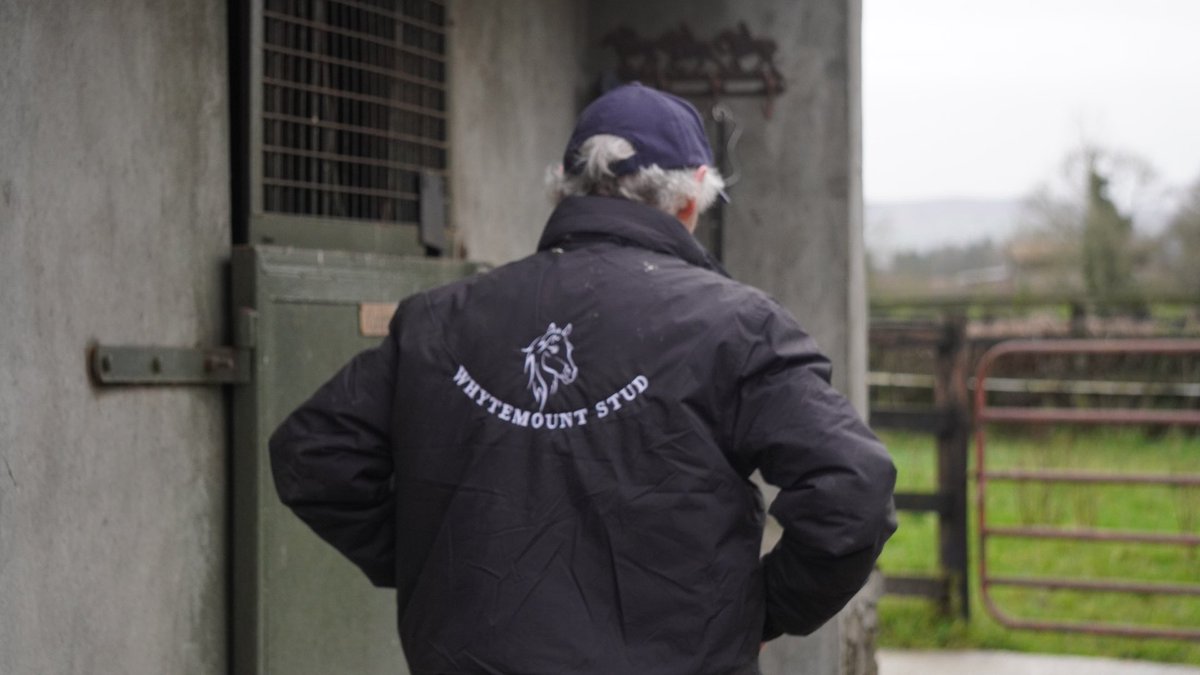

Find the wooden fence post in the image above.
[{"left": 934, "top": 316, "right": 970, "bottom": 618}]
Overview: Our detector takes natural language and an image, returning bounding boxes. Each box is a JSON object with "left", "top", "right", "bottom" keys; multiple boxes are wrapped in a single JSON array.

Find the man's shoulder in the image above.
[
  {"left": 667, "top": 261, "right": 780, "bottom": 318},
  {"left": 395, "top": 253, "right": 547, "bottom": 322},
  {"left": 403, "top": 247, "right": 784, "bottom": 329}
]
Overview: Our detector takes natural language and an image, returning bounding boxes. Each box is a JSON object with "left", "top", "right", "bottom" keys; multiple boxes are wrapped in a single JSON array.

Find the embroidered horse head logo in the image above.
[{"left": 522, "top": 322, "right": 578, "bottom": 412}]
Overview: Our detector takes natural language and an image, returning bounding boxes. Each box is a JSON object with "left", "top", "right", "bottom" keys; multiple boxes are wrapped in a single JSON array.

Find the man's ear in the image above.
[{"left": 675, "top": 197, "right": 699, "bottom": 232}]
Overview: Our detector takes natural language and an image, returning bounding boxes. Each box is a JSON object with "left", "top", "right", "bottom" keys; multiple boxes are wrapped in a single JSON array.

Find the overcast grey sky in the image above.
[{"left": 863, "top": 0, "right": 1200, "bottom": 204}]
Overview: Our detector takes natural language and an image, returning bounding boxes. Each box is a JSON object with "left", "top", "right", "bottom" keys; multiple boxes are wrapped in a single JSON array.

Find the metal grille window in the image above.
[{"left": 260, "top": 0, "right": 447, "bottom": 225}]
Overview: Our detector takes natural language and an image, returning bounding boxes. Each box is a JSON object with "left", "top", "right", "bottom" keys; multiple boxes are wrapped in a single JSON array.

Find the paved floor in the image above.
[{"left": 878, "top": 649, "right": 1200, "bottom": 675}]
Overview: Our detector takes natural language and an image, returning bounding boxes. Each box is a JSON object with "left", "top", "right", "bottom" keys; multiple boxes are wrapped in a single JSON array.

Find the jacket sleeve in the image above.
[
  {"left": 731, "top": 303, "right": 897, "bottom": 640},
  {"left": 268, "top": 316, "right": 400, "bottom": 588}
]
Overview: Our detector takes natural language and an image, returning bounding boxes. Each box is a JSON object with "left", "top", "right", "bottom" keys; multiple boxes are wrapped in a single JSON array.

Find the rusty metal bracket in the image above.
[
  {"left": 602, "top": 22, "right": 785, "bottom": 117},
  {"left": 90, "top": 309, "right": 256, "bottom": 386}
]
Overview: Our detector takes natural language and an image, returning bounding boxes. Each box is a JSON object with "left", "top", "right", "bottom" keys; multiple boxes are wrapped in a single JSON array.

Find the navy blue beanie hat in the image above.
[{"left": 562, "top": 83, "right": 715, "bottom": 176}]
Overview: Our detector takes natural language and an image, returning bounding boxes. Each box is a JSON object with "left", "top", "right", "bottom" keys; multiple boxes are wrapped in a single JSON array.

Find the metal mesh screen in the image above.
[{"left": 261, "top": 0, "right": 446, "bottom": 224}]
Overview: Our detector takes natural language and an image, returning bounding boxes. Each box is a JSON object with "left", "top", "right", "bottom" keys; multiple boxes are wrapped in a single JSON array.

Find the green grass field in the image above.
[{"left": 876, "top": 428, "right": 1200, "bottom": 665}]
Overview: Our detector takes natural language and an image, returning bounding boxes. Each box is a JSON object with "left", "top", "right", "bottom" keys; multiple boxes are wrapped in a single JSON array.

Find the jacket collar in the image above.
[{"left": 537, "top": 196, "right": 728, "bottom": 276}]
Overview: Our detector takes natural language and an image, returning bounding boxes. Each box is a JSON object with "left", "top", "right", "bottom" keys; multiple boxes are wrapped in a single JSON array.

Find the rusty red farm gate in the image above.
[{"left": 974, "top": 339, "right": 1200, "bottom": 641}]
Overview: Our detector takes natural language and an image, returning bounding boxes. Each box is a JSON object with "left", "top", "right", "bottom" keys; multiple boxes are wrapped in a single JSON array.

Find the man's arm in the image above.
[
  {"left": 731, "top": 303, "right": 897, "bottom": 640},
  {"left": 268, "top": 318, "right": 400, "bottom": 588}
]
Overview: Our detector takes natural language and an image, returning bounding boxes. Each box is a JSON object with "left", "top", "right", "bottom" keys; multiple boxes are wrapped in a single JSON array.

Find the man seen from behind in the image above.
[{"left": 270, "top": 82, "right": 898, "bottom": 675}]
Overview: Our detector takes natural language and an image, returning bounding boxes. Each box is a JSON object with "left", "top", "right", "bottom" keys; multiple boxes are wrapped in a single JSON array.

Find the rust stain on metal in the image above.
[
  {"left": 987, "top": 575, "right": 1200, "bottom": 597},
  {"left": 985, "top": 525, "right": 1200, "bottom": 547},
  {"left": 984, "top": 468, "right": 1200, "bottom": 486},
  {"left": 981, "top": 407, "right": 1200, "bottom": 426}
]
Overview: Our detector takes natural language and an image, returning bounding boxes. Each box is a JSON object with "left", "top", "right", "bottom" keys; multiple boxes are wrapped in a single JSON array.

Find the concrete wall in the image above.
[
  {"left": 587, "top": 2, "right": 868, "bottom": 673},
  {"left": 0, "top": 2, "right": 230, "bottom": 673},
  {"left": 448, "top": 0, "right": 588, "bottom": 265}
]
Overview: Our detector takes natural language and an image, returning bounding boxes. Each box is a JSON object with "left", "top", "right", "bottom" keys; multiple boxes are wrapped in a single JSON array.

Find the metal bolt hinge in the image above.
[{"left": 90, "top": 308, "right": 257, "bottom": 386}]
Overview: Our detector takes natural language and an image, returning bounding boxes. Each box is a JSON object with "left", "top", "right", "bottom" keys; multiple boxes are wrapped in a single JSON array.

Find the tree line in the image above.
[{"left": 871, "top": 146, "right": 1200, "bottom": 315}]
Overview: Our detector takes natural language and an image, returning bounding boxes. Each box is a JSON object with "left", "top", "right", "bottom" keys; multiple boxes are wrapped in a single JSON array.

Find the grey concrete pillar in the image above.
[{"left": 586, "top": 1, "right": 871, "bottom": 673}]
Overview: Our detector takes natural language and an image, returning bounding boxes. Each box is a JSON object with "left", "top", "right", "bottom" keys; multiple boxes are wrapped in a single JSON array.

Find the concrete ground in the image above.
[{"left": 878, "top": 649, "right": 1200, "bottom": 675}]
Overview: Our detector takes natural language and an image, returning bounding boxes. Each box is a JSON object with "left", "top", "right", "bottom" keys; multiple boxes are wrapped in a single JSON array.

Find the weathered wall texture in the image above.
[
  {"left": 448, "top": 0, "right": 588, "bottom": 265},
  {"left": 587, "top": 2, "right": 869, "bottom": 674},
  {"left": 0, "top": 2, "right": 230, "bottom": 673}
]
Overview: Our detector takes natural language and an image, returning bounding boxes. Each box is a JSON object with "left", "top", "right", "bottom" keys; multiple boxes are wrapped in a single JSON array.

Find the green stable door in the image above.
[{"left": 231, "top": 246, "right": 476, "bottom": 674}]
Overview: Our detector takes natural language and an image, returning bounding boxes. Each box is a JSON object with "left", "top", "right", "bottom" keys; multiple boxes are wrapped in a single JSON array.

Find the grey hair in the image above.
[{"left": 548, "top": 134, "right": 725, "bottom": 216}]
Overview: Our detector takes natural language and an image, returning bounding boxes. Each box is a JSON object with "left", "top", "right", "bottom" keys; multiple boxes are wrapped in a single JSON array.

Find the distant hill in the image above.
[
  {"left": 866, "top": 198, "right": 1024, "bottom": 263},
  {"left": 866, "top": 197, "right": 1172, "bottom": 264}
]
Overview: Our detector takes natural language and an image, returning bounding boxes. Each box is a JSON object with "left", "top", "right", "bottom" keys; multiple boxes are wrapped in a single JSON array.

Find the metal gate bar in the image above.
[{"left": 973, "top": 339, "right": 1200, "bottom": 641}]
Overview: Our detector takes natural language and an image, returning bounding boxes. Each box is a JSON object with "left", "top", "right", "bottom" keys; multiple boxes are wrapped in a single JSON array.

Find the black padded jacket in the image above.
[{"left": 269, "top": 195, "right": 897, "bottom": 675}]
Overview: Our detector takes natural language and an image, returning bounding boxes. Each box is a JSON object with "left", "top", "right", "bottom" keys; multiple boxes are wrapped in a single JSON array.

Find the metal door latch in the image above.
[{"left": 89, "top": 308, "right": 256, "bottom": 386}]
